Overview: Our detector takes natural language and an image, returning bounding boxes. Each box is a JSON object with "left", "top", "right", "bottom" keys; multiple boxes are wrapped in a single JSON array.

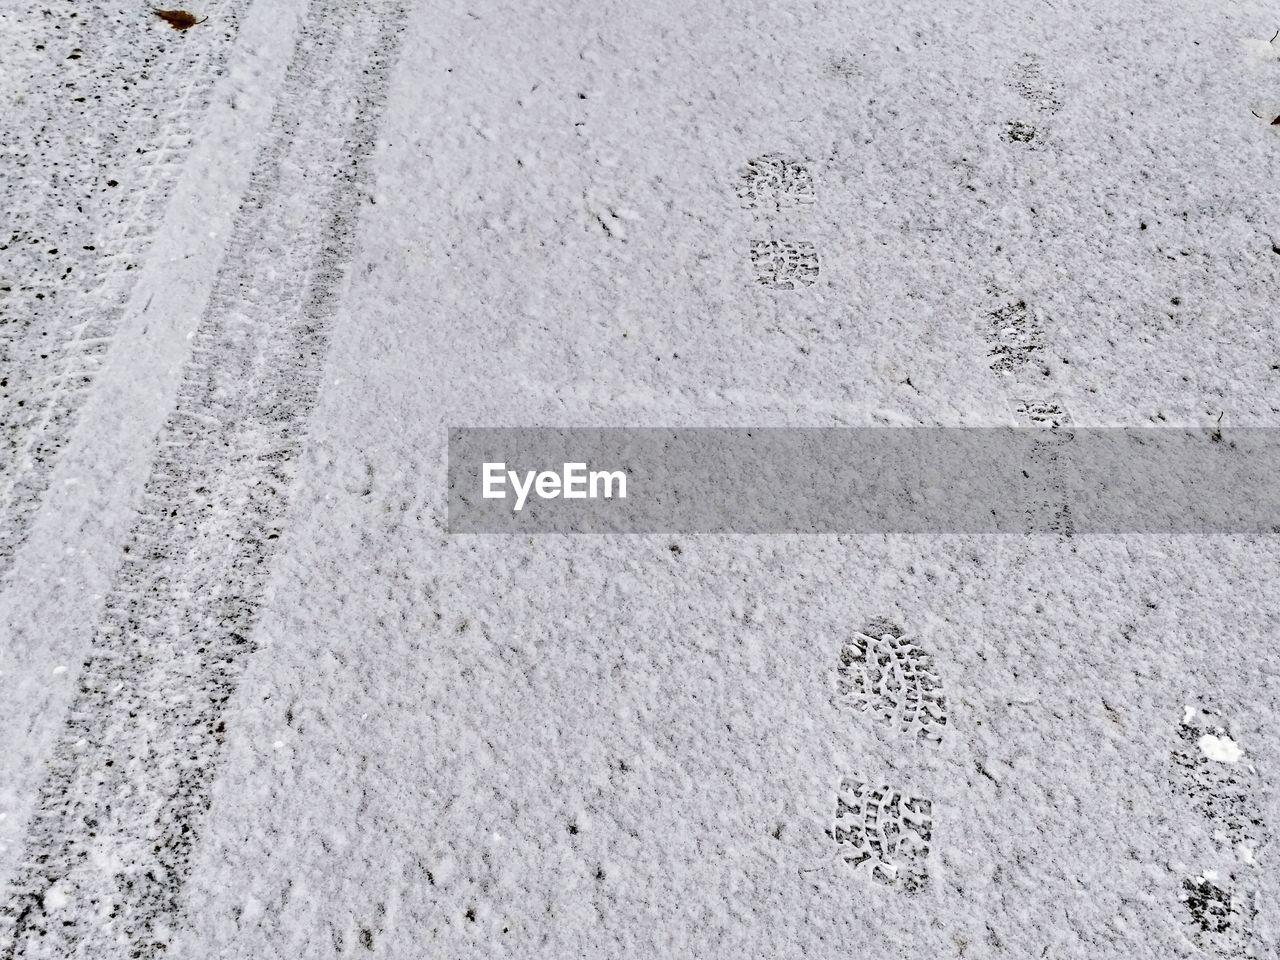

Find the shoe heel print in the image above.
[
  {"left": 750, "top": 239, "right": 820, "bottom": 289},
  {"left": 1013, "top": 398, "right": 1072, "bottom": 428},
  {"left": 830, "top": 778, "right": 932, "bottom": 895},
  {"left": 1180, "top": 874, "right": 1256, "bottom": 956}
]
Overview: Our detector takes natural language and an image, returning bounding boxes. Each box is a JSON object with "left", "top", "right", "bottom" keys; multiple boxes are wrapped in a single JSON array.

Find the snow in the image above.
[
  {"left": 39, "top": 884, "right": 68, "bottom": 913},
  {"left": 2, "top": 0, "right": 1280, "bottom": 957},
  {"left": 1198, "top": 734, "right": 1244, "bottom": 764}
]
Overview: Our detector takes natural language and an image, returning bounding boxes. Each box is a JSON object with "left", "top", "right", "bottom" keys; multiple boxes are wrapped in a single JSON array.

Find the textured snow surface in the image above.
[{"left": 2, "top": 0, "right": 1280, "bottom": 957}]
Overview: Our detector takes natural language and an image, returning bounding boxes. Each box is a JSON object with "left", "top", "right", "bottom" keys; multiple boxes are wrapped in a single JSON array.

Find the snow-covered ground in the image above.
[{"left": 2, "top": 0, "right": 1278, "bottom": 956}]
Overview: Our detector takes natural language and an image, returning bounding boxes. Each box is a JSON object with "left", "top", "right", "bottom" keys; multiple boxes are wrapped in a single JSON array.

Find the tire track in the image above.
[
  {"left": 0, "top": 0, "right": 250, "bottom": 582},
  {"left": 0, "top": 1, "right": 406, "bottom": 955}
]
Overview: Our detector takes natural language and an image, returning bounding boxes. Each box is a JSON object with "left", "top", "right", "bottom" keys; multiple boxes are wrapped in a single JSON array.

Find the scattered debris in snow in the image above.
[{"left": 152, "top": 9, "right": 207, "bottom": 32}]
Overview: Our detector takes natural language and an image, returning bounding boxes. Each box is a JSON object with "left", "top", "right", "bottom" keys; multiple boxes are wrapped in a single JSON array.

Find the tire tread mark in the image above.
[
  {"left": 0, "top": 2, "right": 407, "bottom": 956},
  {"left": 0, "top": 0, "right": 248, "bottom": 580}
]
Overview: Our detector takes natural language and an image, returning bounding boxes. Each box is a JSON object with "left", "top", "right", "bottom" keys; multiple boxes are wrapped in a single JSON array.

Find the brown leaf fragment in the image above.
[{"left": 152, "top": 9, "right": 206, "bottom": 30}]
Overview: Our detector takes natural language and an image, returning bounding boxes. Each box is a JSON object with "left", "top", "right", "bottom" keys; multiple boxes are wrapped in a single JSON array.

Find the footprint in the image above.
[
  {"left": 986, "top": 297, "right": 1046, "bottom": 377},
  {"left": 1013, "top": 402, "right": 1076, "bottom": 535},
  {"left": 1004, "top": 53, "right": 1062, "bottom": 147},
  {"left": 825, "top": 54, "right": 860, "bottom": 81},
  {"left": 1002, "top": 120, "right": 1038, "bottom": 144},
  {"left": 1171, "top": 704, "right": 1267, "bottom": 954},
  {"left": 750, "top": 239, "right": 820, "bottom": 289},
  {"left": 1171, "top": 703, "right": 1266, "bottom": 851},
  {"left": 1180, "top": 873, "right": 1256, "bottom": 956},
  {"left": 1013, "top": 398, "right": 1073, "bottom": 428},
  {"left": 1008, "top": 53, "right": 1062, "bottom": 115},
  {"left": 1021, "top": 454, "right": 1075, "bottom": 537},
  {"left": 831, "top": 778, "right": 932, "bottom": 894},
  {"left": 737, "top": 154, "right": 815, "bottom": 210},
  {"left": 836, "top": 620, "right": 947, "bottom": 744}
]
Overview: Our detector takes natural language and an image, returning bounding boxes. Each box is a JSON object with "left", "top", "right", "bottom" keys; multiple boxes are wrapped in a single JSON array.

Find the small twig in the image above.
[
  {"left": 1270, "top": 28, "right": 1278, "bottom": 43},
  {"left": 797, "top": 848, "right": 847, "bottom": 875}
]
